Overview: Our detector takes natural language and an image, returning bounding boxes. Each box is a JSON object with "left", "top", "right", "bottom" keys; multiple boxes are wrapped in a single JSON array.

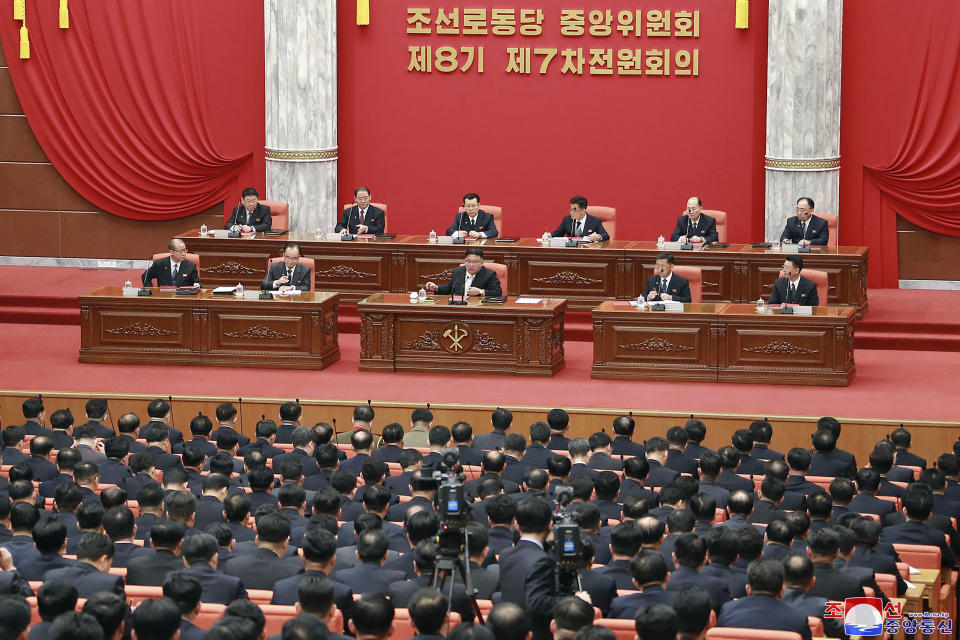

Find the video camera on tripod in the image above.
[{"left": 552, "top": 486, "right": 585, "bottom": 594}]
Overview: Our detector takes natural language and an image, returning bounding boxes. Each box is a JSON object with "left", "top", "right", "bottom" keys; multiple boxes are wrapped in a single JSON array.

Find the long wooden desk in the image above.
[
  {"left": 591, "top": 302, "right": 856, "bottom": 386},
  {"left": 357, "top": 293, "right": 566, "bottom": 376},
  {"left": 78, "top": 287, "right": 340, "bottom": 369},
  {"left": 176, "top": 231, "right": 869, "bottom": 315}
]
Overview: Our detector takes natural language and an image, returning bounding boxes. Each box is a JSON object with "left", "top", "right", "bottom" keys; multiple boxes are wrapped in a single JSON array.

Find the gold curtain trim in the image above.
[
  {"left": 264, "top": 148, "right": 338, "bottom": 161},
  {"left": 765, "top": 157, "right": 841, "bottom": 170}
]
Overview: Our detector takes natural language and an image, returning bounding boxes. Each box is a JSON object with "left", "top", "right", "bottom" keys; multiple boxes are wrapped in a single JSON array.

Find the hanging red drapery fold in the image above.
[
  {"left": 864, "top": 4, "right": 960, "bottom": 237},
  {"left": 0, "top": 1, "right": 251, "bottom": 220}
]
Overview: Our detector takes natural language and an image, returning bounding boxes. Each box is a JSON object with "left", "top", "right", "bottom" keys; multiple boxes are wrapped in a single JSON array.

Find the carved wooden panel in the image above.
[
  {"left": 210, "top": 313, "right": 306, "bottom": 352},
  {"left": 592, "top": 315, "right": 715, "bottom": 381},
  {"left": 306, "top": 252, "right": 391, "bottom": 293},
  {"left": 198, "top": 251, "right": 274, "bottom": 288},
  {"left": 96, "top": 310, "right": 190, "bottom": 349}
]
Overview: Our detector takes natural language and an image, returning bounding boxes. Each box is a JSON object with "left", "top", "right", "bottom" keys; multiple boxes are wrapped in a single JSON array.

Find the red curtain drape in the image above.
[
  {"left": 0, "top": 1, "right": 252, "bottom": 220},
  {"left": 864, "top": 4, "right": 960, "bottom": 236}
]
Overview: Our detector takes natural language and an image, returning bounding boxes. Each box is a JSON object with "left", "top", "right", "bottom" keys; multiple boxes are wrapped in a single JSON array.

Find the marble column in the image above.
[
  {"left": 764, "top": 1, "right": 843, "bottom": 241},
  {"left": 265, "top": 0, "right": 337, "bottom": 234}
]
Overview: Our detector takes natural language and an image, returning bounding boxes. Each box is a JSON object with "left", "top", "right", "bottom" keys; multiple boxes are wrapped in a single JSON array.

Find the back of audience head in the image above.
[
  {"left": 82, "top": 592, "right": 126, "bottom": 640},
  {"left": 37, "top": 580, "right": 78, "bottom": 622},
  {"left": 350, "top": 593, "right": 395, "bottom": 639},
  {"left": 552, "top": 596, "right": 594, "bottom": 638},
  {"left": 49, "top": 612, "right": 104, "bottom": 640},
  {"left": 634, "top": 603, "right": 678, "bottom": 640},
  {"left": 486, "top": 602, "right": 532, "bottom": 640},
  {"left": 673, "top": 585, "right": 715, "bottom": 639},
  {"left": 132, "top": 598, "right": 182, "bottom": 640}
]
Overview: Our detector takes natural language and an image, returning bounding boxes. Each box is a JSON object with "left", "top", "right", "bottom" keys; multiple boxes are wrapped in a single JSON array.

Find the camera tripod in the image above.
[{"left": 431, "top": 526, "right": 485, "bottom": 629}]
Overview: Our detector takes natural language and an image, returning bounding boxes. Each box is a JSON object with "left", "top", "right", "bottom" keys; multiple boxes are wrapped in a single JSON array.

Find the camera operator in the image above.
[{"left": 497, "top": 497, "right": 590, "bottom": 640}]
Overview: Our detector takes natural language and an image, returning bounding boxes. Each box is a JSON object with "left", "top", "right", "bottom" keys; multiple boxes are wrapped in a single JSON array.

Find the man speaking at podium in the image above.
[
  {"left": 425, "top": 248, "right": 502, "bottom": 298},
  {"left": 768, "top": 256, "right": 819, "bottom": 306},
  {"left": 644, "top": 252, "right": 691, "bottom": 303},
  {"left": 225, "top": 187, "right": 272, "bottom": 233},
  {"left": 142, "top": 239, "right": 201, "bottom": 287}
]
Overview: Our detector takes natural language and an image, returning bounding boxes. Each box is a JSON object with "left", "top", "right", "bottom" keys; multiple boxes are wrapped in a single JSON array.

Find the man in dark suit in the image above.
[
  {"left": 610, "top": 415, "right": 646, "bottom": 458},
  {"left": 806, "top": 527, "right": 866, "bottom": 601},
  {"left": 173, "top": 414, "right": 217, "bottom": 458},
  {"left": 607, "top": 551, "right": 676, "bottom": 618},
  {"left": 446, "top": 192, "right": 499, "bottom": 238},
  {"left": 425, "top": 248, "right": 502, "bottom": 299},
  {"left": 161, "top": 572, "right": 207, "bottom": 640},
  {"left": 473, "top": 407, "right": 513, "bottom": 451},
  {"left": 1, "top": 427, "right": 28, "bottom": 466},
  {"left": 46, "top": 409, "right": 75, "bottom": 450},
  {"left": 102, "top": 505, "right": 153, "bottom": 568},
  {"left": 387, "top": 540, "right": 475, "bottom": 623},
  {"left": 784, "top": 447, "right": 821, "bottom": 499},
  {"left": 768, "top": 255, "right": 819, "bottom": 306},
  {"left": 114, "top": 412, "right": 147, "bottom": 455},
  {"left": 78, "top": 398, "right": 115, "bottom": 439},
  {"left": 239, "top": 420, "right": 286, "bottom": 461},
  {"left": 671, "top": 197, "right": 719, "bottom": 244},
  {"left": 222, "top": 513, "right": 302, "bottom": 589},
  {"left": 403, "top": 588, "right": 453, "bottom": 640},
  {"left": 261, "top": 242, "right": 313, "bottom": 292},
  {"left": 142, "top": 238, "right": 201, "bottom": 287},
  {"left": 181, "top": 533, "right": 247, "bottom": 603},
  {"left": 550, "top": 195, "right": 609, "bottom": 242},
  {"left": 17, "top": 518, "right": 75, "bottom": 580},
  {"left": 25, "top": 437, "right": 59, "bottom": 482},
  {"left": 38, "top": 448, "right": 81, "bottom": 499},
  {"left": 845, "top": 518, "right": 907, "bottom": 595},
  {"left": 587, "top": 432, "right": 623, "bottom": 471},
  {"left": 501, "top": 434, "right": 534, "bottom": 484},
  {"left": 891, "top": 427, "right": 926, "bottom": 469},
  {"left": 747, "top": 420, "right": 783, "bottom": 461},
  {"left": 665, "top": 427, "right": 698, "bottom": 474},
  {"left": 142, "top": 424, "right": 183, "bottom": 473},
  {"left": 849, "top": 469, "right": 897, "bottom": 517},
  {"left": 44, "top": 532, "right": 126, "bottom": 599},
  {"left": 126, "top": 520, "right": 187, "bottom": 585},
  {"left": 272, "top": 528, "right": 353, "bottom": 613},
  {"left": 497, "top": 498, "right": 589, "bottom": 640},
  {"left": 336, "top": 186, "right": 386, "bottom": 235},
  {"left": 781, "top": 555, "right": 845, "bottom": 638},
  {"left": 226, "top": 187, "right": 272, "bottom": 232},
  {"left": 209, "top": 403, "right": 251, "bottom": 449},
  {"left": 666, "top": 533, "right": 732, "bottom": 611},
  {"left": 595, "top": 524, "right": 639, "bottom": 590},
  {"left": 700, "top": 528, "right": 749, "bottom": 598},
  {"left": 97, "top": 438, "right": 133, "bottom": 487},
  {"left": 644, "top": 438, "right": 680, "bottom": 487},
  {"left": 808, "top": 430, "right": 856, "bottom": 478},
  {"left": 2, "top": 503, "right": 41, "bottom": 568},
  {"left": 521, "top": 423, "right": 554, "bottom": 469},
  {"left": 717, "top": 559, "right": 812, "bottom": 639},
  {"left": 882, "top": 486, "right": 957, "bottom": 567},
  {"left": 644, "top": 252, "right": 692, "bottom": 303},
  {"left": 697, "top": 451, "right": 731, "bottom": 509},
  {"left": 17, "top": 396, "right": 53, "bottom": 437},
  {"left": 273, "top": 427, "right": 319, "bottom": 477},
  {"left": 335, "top": 529, "right": 407, "bottom": 595},
  {"left": 451, "top": 422, "right": 485, "bottom": 467},
  {"left": 138, "top": 398, "right": 184, "bottom": 447},
  {"left": 779, "top": 197, "right": 828, "bottom": 246},
  {"left": 463, "top": 452, "right": 520, "bottom": 500},
  {"left": 193, "top": 474, "right": 229, "bottom": 531}
]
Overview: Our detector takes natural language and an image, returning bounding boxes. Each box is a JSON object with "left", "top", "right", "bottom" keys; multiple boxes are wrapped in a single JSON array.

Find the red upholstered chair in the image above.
[
  {"left": 595, "top": 619, "right": 637, "bottom": 640},
  {"left": 671, "top": 265, "right": 702, "bottom": 303},
  {"left": 703, "top": 209, "right": 728, "bottom": 243},
  {"left": 706, "top": 629, "right": 802, "bottom": 640},
  {"left": 802, "top": 269, "right": 829, "bottom": 306},
  {"left": 344, "top": 202, "right": 389, "bottom": 233},
  {"left": 261, "top": 200, "right": 290, "bottom": 230},
  {"left": 268, "top": 257, "right": 316, "bottom": 291},
  {"left": 485, "top": 262, "right": 508, "bottom": 296},
  {"left": 459, "top": 204, "right": 503, "bottom": 236},
  {"left": 814, "top": 212, "right": 838, "bottom": 248},
  {"left": 586, "top": 206, "right": 616, "bottom": 240},
  {"left": 893, "top": 543, "right": 942, "bottom": 613},
  {"left": 807, "top": 617, "right": 824, "bottom": 638},
  {"left": 152, "top": 252, "right": 199, "bottom": 268}
]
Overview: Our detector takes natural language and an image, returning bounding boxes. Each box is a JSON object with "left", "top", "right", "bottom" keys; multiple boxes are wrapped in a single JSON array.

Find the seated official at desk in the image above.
[
  {"left": 425, "top": 248, "right": 502, "bottom": 298},
  {"left": 261, "top": 243, "right": 312, "bottom": 292},
  {"left": 780, "top": 197, "right": 828, "bottom": 246},
  {"left": 446, "top": 192, "right": 499, "bottom": 238},
  {"left": 644, "top": 252, "right": 692, "bottom": 303},
  {"left": 225, "top": 187, "right": 272, "bottom": 233},
  {"left": 671, "top": 196, "right": 718, "bottom": 244},
  {"left": 769, "top": 256, "right": 819, "bottom": 306},
  {"left": 549, "top": 195, "right": 609, "bottom": 242},
  {"left": 142, "top": 239, "right": 201, "bottom": 287},
  {"left": 335, "top": 186, "right": 385, "bottom": 235}
]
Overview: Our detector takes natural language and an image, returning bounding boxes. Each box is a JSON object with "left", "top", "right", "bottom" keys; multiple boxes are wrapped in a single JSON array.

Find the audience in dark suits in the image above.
[
  {"left": 44, "top": 532, "right": 125, "bottom": 598},
  {"left": 716, "top": 559, "right": 812, "bottom": 640}
]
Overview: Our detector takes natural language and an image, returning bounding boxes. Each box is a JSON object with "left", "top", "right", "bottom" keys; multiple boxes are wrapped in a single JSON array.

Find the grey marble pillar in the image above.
[
  {"left": 265, "top": 0, "right": 337, "bottom": 234},
  {"left": 764, "top": 0, "right": 843, "bottom": 241}
]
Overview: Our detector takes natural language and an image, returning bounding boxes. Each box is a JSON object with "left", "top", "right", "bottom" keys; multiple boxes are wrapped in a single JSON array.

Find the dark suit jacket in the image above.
[
  {"left": 552, "top": 214, "right": 609, "bottom": 241},
  {"left": 28, "top": 621, "right": 51, "bottom": 640},
  {"left": 274, "top": 448, "right": 318, "bottom": 477},
  {"left": 666, "top": 566, "right": 732, "bottom": 610},
  {"left": 0, "top": 570, "right": 32, "bottom": 597},
  {"left": 608, "top": 585, "right": 676, "bottom": 618},
  {"left": 1, "top": 448, "right": 28, "bottom": 465},
  {"left": 781, "top": 588, "right": 845, "bottom": 638},
  {"left": 1, "top": 535, "right": 41, "bottom": 567},
  {"left": 671, "top": 214, "right": 719, "bottom": 244},
  {"left": 611, "top": 437, "right": 645, "bottom": 458},
  {"left": 146, "top": 446, "right": 184, "bottom": 472},
  {"left": 138, "top": 420, "right": 185, "bottom": 447},
  {"left": 336, "top": 204, "right": 386, "bottom": 235},
  {"left": 752, "top": 443, "right": 784, "bottom": 461},
  {"left": 97, "top": 459, "right": 133, "bottom": 486},
  {"left": 521, "top": 444, "right": 553, "bottom": 469},
  {"left": 126, "top": 549, "right": 186, "bottom": 585},
  {"left": 20, "top": 420, "right": 53, "bottom": 437},
  {"left": 183, "top": 563, "right": 247, "bottom": 604},
  {"left": 579, "top": 568, "right": 617, "bottom": 617},
  {"left": 568, "top": 462, "right": 598, "bottom": 480},
  {"left": 701, "top": 562, "right": 748, "bottom": 598},
  {"left": 808, "top": 561, "right": 866, "bottom": 601},
  {"left": 446, "top": 210, "right": 499, "bottom": 238},
  {"left": 618, "top": 478, "right": 660, "bottom": 505},
  {"left": 645, "top": 460, "right": 680, "bottom": 487},
  {"left": 749, "top": 500, "right": 788, "bottom": 525},
  {"left": 117, "top": 433, "right": 148, "bottom": 454},
  {"left": 142, "top": 256, "right": 201, "bottom": 287},
  {"left": 594, "top": 558, "right": 634, "bottom": 590},
  {"left": 848, "top": 493, "right": 896, "bottom": 518},
  {"left": 473, "top": 430, "right": 507, "bottom": 451},
  {"left": 49, "top": 430, "right": 74, "bottom": 450},
  {"left": 271, "top": 569, "right": 354, "bottom": 614},
  {"left": 261, "top": 261, "right": 312, "bottom": 291},
  {"left": 589, "top": 452, "right": 624, "bottom": 471},
  {"left": 644, "top": 273, "right": 692, "bottom": 303},
  {"left": 223, "top": 547, "right": 302, "bottom": 589},
  {"left": 226, "top": 202, "right": 272, "bottom": 232},
  {"left": 194, "top": 495, "right": 226, "bottom": 531},
  {"left": 895, "top": 449, "right": 926, "bottom": 469},
  {"left": 849, "top": 546, "right": 907, "bottom": 595},
  {"left": 769, "top": 275, "right": 819, "bottom": 306},
  {"left": 179, "top": 619, "right": 206, "bottom": 640},
  {"left": 717, "top": 594, "right": 812, "bottom": 640},
  {"left": 111, "top": 541, "right": 154, "bottom": 568},
  {"left": 389, "top": 574, "right": 475, "bottom": 623},
  {"left": 665, "top": 449, "right": 697, "bottom": 474},
  {"left": 435, "top": 265, "right": 502, "bottom": 298},
  {"left": 497, "top": 540, "right": 558, "bottom": 640},
  {"left": 336, "top": 562, "right": 407, "bottom": 596},
  {"left": 45, "top": 562, "right": 125, "bottom": 598},
  {"left": 134, "top": 513, "right": 161, "bottom": 543},
  {"left": 882, "top": 519, "right": 956, "bottom": 566},
  {"left": 808, "top": 451, "right": 855, "bottom": 478},
  {"left": 209, "top": 426, "right": 250, "bottom": 449},
  {"left": 18, "top": 552, "right": 76, "bottom": 580},
  {"left": 124, "top": 473, "right": 161, "bottom": 499},
  {"left": 779, "top": 214, "right": 829, "bottom": 246},
  {"left": 25, "top": 455, "right": 59, "bottom": 482}
]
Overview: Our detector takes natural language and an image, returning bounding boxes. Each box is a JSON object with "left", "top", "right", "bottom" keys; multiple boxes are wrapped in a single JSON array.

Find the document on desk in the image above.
[
  {"left": 515, "top": 297, "right": 543, "bottom": 304},
  {"left": 277, "top": 289, "right": 302, "bottom": 296},
  {"left": 212, "top": 286, "right": 237, "bottom": 294}
]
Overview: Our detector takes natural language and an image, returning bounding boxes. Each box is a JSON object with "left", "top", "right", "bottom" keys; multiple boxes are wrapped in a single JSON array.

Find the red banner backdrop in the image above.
[
  {"left": 0, "top": 0, "right": 265, "bottom": 220},
  {"left": 337, "top": 1, "right": 769, "bottom": 242}
]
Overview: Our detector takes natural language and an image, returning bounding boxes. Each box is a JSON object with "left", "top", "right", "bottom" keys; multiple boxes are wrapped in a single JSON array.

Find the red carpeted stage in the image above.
[{"left": 0, "top": 266, "right": 959, "bottom": 422}]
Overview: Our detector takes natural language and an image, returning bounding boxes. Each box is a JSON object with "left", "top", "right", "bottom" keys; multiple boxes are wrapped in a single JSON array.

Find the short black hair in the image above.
[
  {"left": 133, "top": 597, "right": 184, "bottom": 640},
  {"left": 151, "top": 519, "right": 186, "bottom": 549},
  {"left": 515, "top": 497, "right": 552, "bottom": 534},
  {"left": 162, "top": 571, "right": 203, "bottom": 615},
  {"left": 351, "top": 593, "right": 395, "bottom": 636},
  {"left": 357, "top": 529, "right": 389, "bottom": 562},
  {"left": 491, "top": 407, "right": 513, "bottom": 431},
  {"left": 407, "top": 588, "right": 448, "bottom": 635},
  {"left": 22, "top": 396, "right": 44, "bottom": 419},
  {"left": 49, "top": 612, "right": 103, "bottom": 640},
  {"left": 612, "top": 415, "right": 635, "bottom": 436},
  {"left": 301, "top": 527, "right": 337, "bottom": 563},
  {"left": 147, "top": 398, "right": 171, "bottom": 419},
  {"left": 569, "top": 195, "right": 588, "bottom": 209},
  {"left": 101, "top": 505, "right": 135, "bottom": 540},
  {"left": 747, "top": 558, "right": 784, "bottom": 594},
  {"left": 411, "top": 407, "right": 432, "bottom": 424},
  {"left": 77, "top": 532, "right": 114, "bottom": 561},
  {"left": 49, "top": 408, "right": 74, "bottom": 431},
  {"left": 797, "top": 196, "right": 815, "bottom": 210},
  {"left": 486, "top": 602, "right": 532, "bottom": 640},
  {"left": 464, "top": 248, "right": 484, "bottom": 259},
  {"left": 634, "top": 603, "right": 678, "bottom": 640},
  {"left": 547, "top": 409, "right": 569, "bottom": 431},
  {"left": 672, "top": 586, "right": 713, "bottom": 636},
  {"left": 673, "top": 532, "right": 706, "bottom": 569},
  {"left": 655, "top": 252, "right": 675, "bottom": 264},
  {"left": 256, "top": 513, "right": 292, "bottom": 543},
  {"left": 749, "top": 419, "right": 772, "bottom": 442},
  {"left": 297, "top": 574, "right": 336, "bottom": 617},
  {"left": 81, "top": 592, "right": 126, "bottom": 639},
  {"left": 37, "top": 580, "right": 78, "bottom": 622},
  {"left": 427, "top": 425, "right": 450, "bottom": 446},
  {"left": 33, "top": 516, "right": 68, "bottom": 553},
  {"left": 242, "top": 187, "right": 259, "bottom": 198},
  {"left": 182, "top": 532, "right": 219, "bottom": 564},
  {"left": 354, "top": 405, "right": 375, "bottom": 423},
  {"left": 553, "top": 597, "right": 594, "bottom": 633},
  {"left": 787, "top": 447, "right": 811, "bottom": 472},
  {"left": 785, "top": 255, "right": 804, "bottom": 270},
  {"left": 903, "top": 485, "right": 934, "bottom": 520}
]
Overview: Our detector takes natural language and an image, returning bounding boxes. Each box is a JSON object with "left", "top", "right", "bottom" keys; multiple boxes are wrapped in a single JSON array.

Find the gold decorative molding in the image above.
[
  {"left": 264, "top": 148, "right": 339, "bottom": 162},
  {"left": 765, "top": 157, "right": 841, "bottom": 171}
]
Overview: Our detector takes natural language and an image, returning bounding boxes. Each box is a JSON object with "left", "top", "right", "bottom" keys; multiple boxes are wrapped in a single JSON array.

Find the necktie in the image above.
[
  {"left": 577, "top": 221, "right": 583, "bottom": 236},
  {"left": 286, "top": 268, "right": 293, "bottom": 283},
  {"left": 788, "top": 283, "right": 796, "bottom": 303},
  {"left": 802, "top": 221, "right": 808, "bottom": 239},
  {"left": 661, "top": 277, "right": 668, "bottom": 294},
  {"left": 245, "top": 210, "right": 252, "bottom": 225},
  {"left": 171, "top": 262, "right": 179, "bottom": 283},
  {"left": 359, "top": 209, "right": 365, "bottom": 224}
]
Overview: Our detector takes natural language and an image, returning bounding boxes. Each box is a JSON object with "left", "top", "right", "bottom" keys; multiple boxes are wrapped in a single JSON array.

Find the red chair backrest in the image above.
[
  {"left": 485, "top": 262, "right": 508, "bottom": 296},
  {"left": 802, "top": 269, "right": 829, "bottom": 307},
  {"left": 814, "top": 212, "right": 838, "bottom": 247},
  {"left": 267, "top": 256, "right": 317, "bottom": 291},
  {"left": 459, "top": 204, "right": 502, "bottom": 236},
  {"left": 595, "top": 618, "right": 638, "bottom": 640},
  {"left": 344, "top": 202, "right": 389, "bottom": 233},
  {"left": 703, "top": 209, "right": 727, "bottom": 243},
  {"left": 586, "top": 206, "right": 616, "bottom": 241},
  {"left": 707, "top": 629, "right": 802, "bottom": 640},
  {"left": 261, "top": 200, "right": 290, "bottom": 230},
  {"left": 152, "top": 252, "right": 200, "bottom": 268},
  {"left": 892, "top": 543, "right": 941, "bottom": 570},
  {"left": 671, "top": 265, "right": 702, "bottom": 303},
  {"left": 808, "top": 616, "right": 824, "bottom": 638}
]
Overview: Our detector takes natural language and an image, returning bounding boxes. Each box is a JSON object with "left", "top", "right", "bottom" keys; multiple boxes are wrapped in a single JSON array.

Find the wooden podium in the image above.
[
  {"left": 592, "top": 302, "right": 856, "bottom": 386},
  {"left": 79, "top": 287, "right": 340, "bottom": 369},
  {"left": 357, "top": 294, "right": 566, "bottom": 376}
]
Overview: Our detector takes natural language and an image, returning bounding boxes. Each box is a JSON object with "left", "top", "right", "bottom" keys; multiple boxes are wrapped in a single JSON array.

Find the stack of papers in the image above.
[
  {"left": 515, "top": 297, "right": 542, "bottom": 304},
  {"left": 212, "top": 286, "right": 237, "bottom": 294}
]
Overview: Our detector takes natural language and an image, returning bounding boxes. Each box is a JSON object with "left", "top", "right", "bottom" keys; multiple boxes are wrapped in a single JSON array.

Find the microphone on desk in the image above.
[{"left": 453, "top": 212, "right": 466, "bottom": 244}]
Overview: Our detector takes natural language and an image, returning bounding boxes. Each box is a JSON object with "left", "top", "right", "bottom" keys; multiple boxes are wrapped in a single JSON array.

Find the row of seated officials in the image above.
[{"left": 0, "top": 397, "right": 956, "bottom": 640}]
